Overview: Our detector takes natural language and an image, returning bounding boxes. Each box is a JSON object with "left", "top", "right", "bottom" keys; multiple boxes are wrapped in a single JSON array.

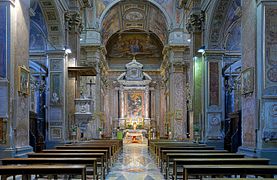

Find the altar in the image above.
[
  {"left": 116, "top": 57, "right": 152, "bottom": 130},
  {"left": 124, "top": 129, "right": 146, "bottom": 144}
]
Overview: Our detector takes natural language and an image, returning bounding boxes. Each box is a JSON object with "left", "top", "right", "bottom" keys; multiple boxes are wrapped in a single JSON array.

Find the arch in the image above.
[
  {"left": 223, "top": 19, "right": 241, "bottom": 51},
  {"left": 29, "top": 21, "right": 47, "bottom": 51},
  {"left": 99, "top": 0, "right": 170, "bottom": 45},
  {"left": 206, "top": 0, "right": 233, "bottom": 49},
  {"left": 36, "top": 0, "right": 65, "bottom": 50},
  {"left": 99, "top": 0, "right": 172, "bottom": 30}
]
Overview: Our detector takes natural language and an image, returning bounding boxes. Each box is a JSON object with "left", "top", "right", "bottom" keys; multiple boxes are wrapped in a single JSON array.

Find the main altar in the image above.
[{"left": 116, "top": 57, "right": 152, "bottom": 131}]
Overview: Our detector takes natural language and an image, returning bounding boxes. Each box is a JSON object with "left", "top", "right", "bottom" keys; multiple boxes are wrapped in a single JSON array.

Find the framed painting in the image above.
[
  {"left": 241, "top": 67, "right": 254, "bottom": 95},
  {"left": 18, "top": 66, "right": 30, "bottom": 95}
]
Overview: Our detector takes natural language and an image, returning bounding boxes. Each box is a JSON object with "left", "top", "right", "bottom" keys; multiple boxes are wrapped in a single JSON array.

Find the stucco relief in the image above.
[
  {"left": 241, "top": 97, "right": 256, "bottom": 147},
  {"left": 263, "top": 102, "right": 277, "bottom": 142},
  {"left": 207, "top": 113, "right": 224, "bottom": 140}
]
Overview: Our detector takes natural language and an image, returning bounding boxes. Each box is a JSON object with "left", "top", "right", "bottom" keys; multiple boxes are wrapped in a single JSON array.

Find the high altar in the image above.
[{"left": 117, "top": 57, "right": 152, "bottom": 130}]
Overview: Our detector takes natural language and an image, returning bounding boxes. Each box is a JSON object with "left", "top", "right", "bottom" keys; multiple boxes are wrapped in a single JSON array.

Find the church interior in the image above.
[{"left": 0, "top": 0, "right": 277, "bottom": 179}]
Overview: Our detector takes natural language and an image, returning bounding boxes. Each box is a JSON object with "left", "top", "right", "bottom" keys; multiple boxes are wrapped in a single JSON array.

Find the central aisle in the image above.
[{"left": 106, "top": 142, "right": 165, "bottom": 180}]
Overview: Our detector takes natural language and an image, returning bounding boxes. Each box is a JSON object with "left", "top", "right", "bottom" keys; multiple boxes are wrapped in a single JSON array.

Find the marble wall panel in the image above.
[
  {"left": 241, "top": 0, "right": 257, "bottom": 148},
  {"left": 264, "top": 6, "right": 277, "bottom": 95},
  {"left": 262, "top": 101, "right": 277, "bottom": 142},
  {"left": 207, "top": 113, "right": 224, "bottom": 140},
  {"left": 173, "top": 73, "right": 186, "bottom": 138},
  {"left": 209, "top": 62, "right": 219, "bottom": 106},
  {"left": 0, "top": 84, "right": 8, "bottom": 117}
]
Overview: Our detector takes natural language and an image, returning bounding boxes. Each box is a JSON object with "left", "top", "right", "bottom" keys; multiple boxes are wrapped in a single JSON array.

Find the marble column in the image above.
[
  {"left": 0, "top": 0, "right": 32, "bottom": 158},
  {"left": 119, "top": 85, "right": 125, "bottom": 129},
  {"left": 144, "top": 85, "right": 150, "bottom": 129}
]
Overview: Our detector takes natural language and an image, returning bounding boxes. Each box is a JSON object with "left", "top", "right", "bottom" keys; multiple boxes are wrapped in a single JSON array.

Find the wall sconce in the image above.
[
  {"left": 64, "top": 46, "right": 72, "bottom": 54},
  {"left": 197, "top": 46, "right": 205, "bottom": 53}
]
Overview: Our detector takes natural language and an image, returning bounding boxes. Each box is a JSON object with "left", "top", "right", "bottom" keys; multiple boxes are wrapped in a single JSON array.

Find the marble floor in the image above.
[{"left": 106, "top": 141, "right": 165, "bottom": 180}]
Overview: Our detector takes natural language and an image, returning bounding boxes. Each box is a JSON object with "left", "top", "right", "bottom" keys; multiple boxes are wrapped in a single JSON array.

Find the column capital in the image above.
[{"left": 186, "top": 10, "right": 205, "bottom": 33}]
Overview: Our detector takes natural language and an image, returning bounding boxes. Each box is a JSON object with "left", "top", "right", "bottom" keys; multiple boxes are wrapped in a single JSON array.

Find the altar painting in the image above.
[{"left": 125, "top": 91, "right": 144, "bottom": 128}]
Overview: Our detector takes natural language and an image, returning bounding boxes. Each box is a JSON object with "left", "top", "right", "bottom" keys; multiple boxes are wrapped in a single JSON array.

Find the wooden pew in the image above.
[
  {"left": 164, "top": 153, "right": 245, "bottom": 179},
  {"left": 160, "top": 149, "right": 228, "bottom": 174},
  {"left": 0, "top": 164, "right": 86, "bottom": 180},
  {"left": 149, "top": 141, "right": 208, "bottom": 157},
  {"left": 41, "top": 149, "right": 110, "bottom": 173},
  {"left": 56, "top": 144, "right": 115, "bottom": 165},
  {"left": 183, "top": 165, "right": 277, "bottom": 180},
  {"left": 65, "top": 142, "right": 119, "bottom": 159},
  {"left": 171, "top": 158, "right": 270, "bottom": 180},
  {"left": 27, "top": 152, "right": 105, "bottom": 180},
  {"left": 1, "top": 157, "right": 98, "bottom": 179},
  {"left": 156, "top": 146, "right": 215, "bottom": 165}
]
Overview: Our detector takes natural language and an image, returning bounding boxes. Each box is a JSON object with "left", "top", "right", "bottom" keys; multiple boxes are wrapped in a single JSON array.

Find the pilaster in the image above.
[
  {"left": 251, "top": 0, "right": 277, "bottom": 164},
  {"left": 46, "top": 50, "right": 67, "bottom": 147},
  {"left": 84, "top": 45, "right": 107, "bottom": 137},
  {"left": 203, "top": 50, "right": 225, "bottom": 149},
  {"left": 0, "top": 0, "right": 32, "bottom": 157},
  {"left": 165, "top": 45, "right": 190, "bottom": 139}
]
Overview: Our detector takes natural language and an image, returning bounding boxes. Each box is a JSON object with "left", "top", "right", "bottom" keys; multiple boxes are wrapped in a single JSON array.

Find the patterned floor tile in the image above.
[{"left": 106, "top": 142, "right": 164, "bottom": 180}]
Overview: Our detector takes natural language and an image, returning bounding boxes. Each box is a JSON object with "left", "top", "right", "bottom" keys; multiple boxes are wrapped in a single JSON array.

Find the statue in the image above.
[{"left": 133, "top": 122, "right": 137, "bottom": 131}]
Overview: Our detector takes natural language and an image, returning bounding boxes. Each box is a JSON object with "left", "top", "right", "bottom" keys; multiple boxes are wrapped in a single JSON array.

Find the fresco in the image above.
[
  {"left": 154, "top": 0, "right": 173, "bottom": 18},
  {"left": 107, "top": 33, "right": 162, "bottom": 59},
  {"left": 96, "top": 0, "right": 115, "bottom": 18},
  {"left": 102, "top": 6, "right": 120, "bottom": 45},
  {"left": 148, "top": 6, "right": 168, "bottom": 43},
  {"left": 29, "top": 23, "right": 46, "bottom": 51},
  {"left": 31, "top": 2, "right": 48, "bottom": 36}
]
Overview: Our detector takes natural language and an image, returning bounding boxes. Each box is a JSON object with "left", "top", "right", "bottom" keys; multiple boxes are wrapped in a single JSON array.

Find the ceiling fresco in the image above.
[
  {"left": 106, "top": 32, "right": 163, "bottom": 70},
  {"left": 96, "top": 0, "right": 173, "bottom": 19},
  {"left": 101, "top": 1, "right": 168, "bottom": 45}
]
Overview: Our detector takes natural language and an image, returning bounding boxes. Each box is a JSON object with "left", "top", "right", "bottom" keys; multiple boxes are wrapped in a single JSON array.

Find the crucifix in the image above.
[{"left": 86, "top": 79, "right": 95, "bottom": 98}]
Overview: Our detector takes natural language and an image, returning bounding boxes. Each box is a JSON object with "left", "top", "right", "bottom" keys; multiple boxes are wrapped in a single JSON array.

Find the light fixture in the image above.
[
  {"left": 64, "top": 46, "right": 72, "bottom": 54},
  {"left": 187, "top": 38, "right": 191, "bottom": 43},
  {"left": 197, "top": 46, "right": 205, "bottom": 53}
]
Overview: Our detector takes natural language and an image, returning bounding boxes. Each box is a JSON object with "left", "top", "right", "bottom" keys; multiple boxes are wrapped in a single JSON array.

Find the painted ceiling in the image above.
[{"left": 101, "top": 1, "right": 168, "bottom": 45}]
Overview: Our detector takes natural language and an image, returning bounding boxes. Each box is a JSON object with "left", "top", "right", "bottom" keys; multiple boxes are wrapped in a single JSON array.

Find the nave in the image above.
[
  {"left": 1, "top": 139, "right": 277, "bottom": 180},
  {"left": 106, "top": 142, "right": 164, "bottom": 180}
]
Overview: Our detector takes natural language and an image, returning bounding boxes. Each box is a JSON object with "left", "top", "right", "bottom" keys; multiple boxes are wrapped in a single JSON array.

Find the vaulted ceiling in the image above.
[
  {"left": 101, "top": 1, "right": 168, "bottom": 70},
  {"left": 101, "top": 1, "right": 168, "bottom": 45}
]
